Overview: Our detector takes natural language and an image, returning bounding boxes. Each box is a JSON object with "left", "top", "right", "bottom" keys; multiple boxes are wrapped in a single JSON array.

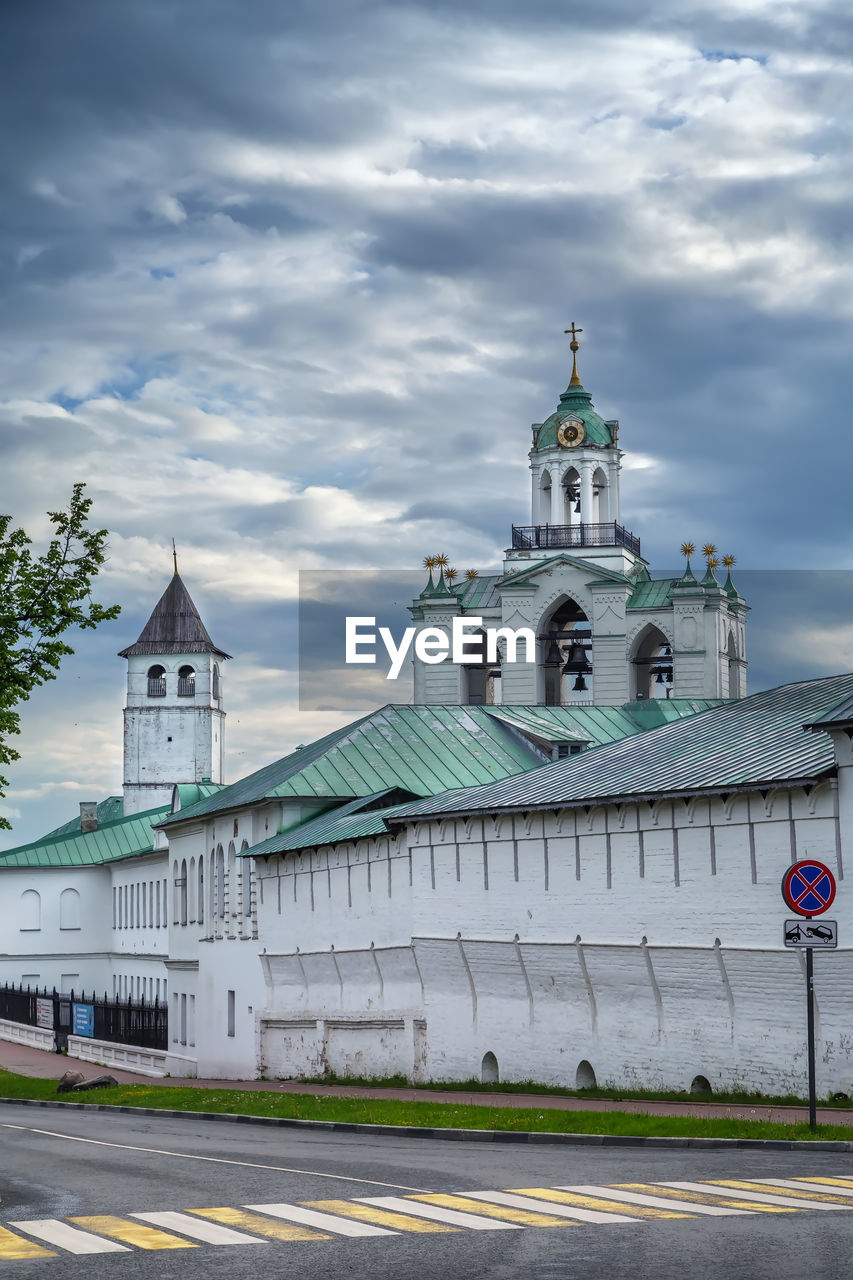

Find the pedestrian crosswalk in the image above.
[{"left": 3, "top": 1175, "right": 853, "bottom": 1260}]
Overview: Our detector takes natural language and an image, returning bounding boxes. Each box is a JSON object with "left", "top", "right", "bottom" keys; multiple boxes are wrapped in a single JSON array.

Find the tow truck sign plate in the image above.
[{"left": 784, "top": 918, "right": 837, "bottom": 948}]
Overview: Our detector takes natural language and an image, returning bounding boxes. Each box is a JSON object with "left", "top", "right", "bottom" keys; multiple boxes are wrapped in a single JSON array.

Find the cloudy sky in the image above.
[{"left": 3, "top": 0, "right": 853, "bottom": 845}]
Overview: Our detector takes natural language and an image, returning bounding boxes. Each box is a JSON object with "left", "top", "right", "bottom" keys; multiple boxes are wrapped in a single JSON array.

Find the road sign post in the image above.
[{"left": 781, "top": 859, "right": 838, "bottom": 1132}]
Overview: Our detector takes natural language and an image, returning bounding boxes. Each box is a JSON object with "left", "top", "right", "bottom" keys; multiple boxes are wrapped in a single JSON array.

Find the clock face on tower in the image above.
[{"left": 557, "top": 415, "right": 585, "bottom": 447}]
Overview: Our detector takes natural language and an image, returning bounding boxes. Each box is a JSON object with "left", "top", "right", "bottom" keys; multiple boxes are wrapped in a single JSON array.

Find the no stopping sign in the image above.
[{"left": 781, "top": 859, "right": 837, "bottom": 917}]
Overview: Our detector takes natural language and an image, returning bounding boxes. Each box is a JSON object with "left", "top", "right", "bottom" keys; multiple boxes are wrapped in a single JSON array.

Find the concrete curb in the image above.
[{"left": 2, "top": 1094, "right": 852, "bottom": 1152}]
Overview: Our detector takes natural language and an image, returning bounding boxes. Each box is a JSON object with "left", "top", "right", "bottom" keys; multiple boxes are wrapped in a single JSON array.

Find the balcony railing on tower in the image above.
[{"left": 511, "top": 522, "right": 641, "bottom": 556}]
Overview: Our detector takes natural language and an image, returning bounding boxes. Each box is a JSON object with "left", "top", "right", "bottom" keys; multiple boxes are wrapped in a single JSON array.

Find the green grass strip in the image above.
[{"left": 0, "top": 1070, "right": 851, "bottom": 1142}]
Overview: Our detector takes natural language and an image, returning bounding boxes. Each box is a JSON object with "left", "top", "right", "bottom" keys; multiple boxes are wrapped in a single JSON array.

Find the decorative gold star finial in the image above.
[{"left": 564, "top": 322, "right": 583, "bottom": 387}]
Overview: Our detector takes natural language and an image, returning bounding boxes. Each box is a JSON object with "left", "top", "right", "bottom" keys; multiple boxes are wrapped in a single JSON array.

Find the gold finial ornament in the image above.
[
  {"left": 564, "top": 322, "right": 584, "bottom": 387},
  {"left": 723, "top": 554, "right": 735, "bottom": 569},
  {"left": 702, "top": 543, "right": 717, "bottom": 562},
  {"left": 172, "top": 538, "right": 179, "bottom": 575},
  {"left": 680, "top": 541, "right": 695, "bottom": 561},
  {"left": 423, "top": 555, "right": 435, "bottom": 570},
  {"left": 707, "top": 558, "right": 719, "bottom": 572},
  {"left": 445, "top": 567, "right": 457, "bottom": 584},
  {"left": 434, "top": 553, "right": 449, "bottom": 568},
  {"left": 466, "top": 568, "right": 477, "bottom": 579}
]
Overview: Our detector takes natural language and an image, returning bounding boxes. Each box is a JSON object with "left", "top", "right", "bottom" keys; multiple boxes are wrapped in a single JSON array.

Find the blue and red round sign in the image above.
[{"left": 781, "top": 859, "right": 837, "bottom": 917}]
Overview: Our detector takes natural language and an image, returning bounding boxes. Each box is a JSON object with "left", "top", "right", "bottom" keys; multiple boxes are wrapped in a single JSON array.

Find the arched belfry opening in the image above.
[
  {"left": 592, "top": 467, "right": 610, "bottom": 523},
  {"left": 463, "top": 628, "right": 501, "bottom": 706},
  {"left": 540, "top": 597, "right": 592, "bottom": 706},
  {"left": 630, "top": 624, "right": 673, "bottom": 700},
  {"left": 562, "top": 467, "right": 581, "bottom": 525},
  {"left": 539, "top": 469, "right": 552, "bottom": 523}
]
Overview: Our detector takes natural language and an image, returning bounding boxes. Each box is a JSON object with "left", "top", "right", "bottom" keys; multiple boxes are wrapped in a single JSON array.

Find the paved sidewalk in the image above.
[{"left": 1, "top": 1036, "right": 852, "bottom": 1128}]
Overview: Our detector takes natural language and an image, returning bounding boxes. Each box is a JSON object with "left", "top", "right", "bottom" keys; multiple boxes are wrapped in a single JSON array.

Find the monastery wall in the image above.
[{"left": 253, "top": 780, "right": 853, "bottom": 1093}]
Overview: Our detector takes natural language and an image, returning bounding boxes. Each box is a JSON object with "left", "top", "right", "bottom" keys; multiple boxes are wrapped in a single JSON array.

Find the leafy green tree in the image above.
[{"left": 0, "top": 483, "right": 121, "bottom": 829}]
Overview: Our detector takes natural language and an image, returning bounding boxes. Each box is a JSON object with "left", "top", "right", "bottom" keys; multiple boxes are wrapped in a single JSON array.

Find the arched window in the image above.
[
  {"left": 241, "top": 841, "right": 252, "bottom": 918},
  {"left": 20, "top": 889, "right": 40, "bottom": 931},
  {"left": 463, "top": 629, "right": 500, "bottom": 706},
  {"left": 179, "top": 858, "right": 188, "bottom": 926},
  {"left": 481, "top": 1051, "right": 499, "bottom": 1083},
  {"left": 197, "top": 856, "right": 204, "bottom": 925},
  {"left": 59, "top": 887, "right": 81, "bottom": 930},
  {"left": 188, "top": 857, "right": 196, "bottom": 922},
  {"left": 172, "top": 860, "right": 179, "bottom": 923},
  {"left": 147, "top": 664, "right": 166, "bottom": 697},
  {"left": 216, "top": 845, "right": 225, "bottom": 919},
  {"left": 178, "top": 665, "right": 195, "bottom": 697},
  {"left": 576, "top": 1059, "right": 596, "bottom": 1089},
  {"left": 212, "top": 664, "right": 220, "bottom": 699},
  {"left": 727, "top": 631, "right": 740, "bottom": 698},
  {"left": 227, "top": 841, "right": 236, "bottom": 917}
]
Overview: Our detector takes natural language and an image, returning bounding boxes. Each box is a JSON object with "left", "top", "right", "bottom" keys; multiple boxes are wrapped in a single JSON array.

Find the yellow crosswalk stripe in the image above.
[
  {"left": 614, "top": 1183, "right": 786, "bottom": 1214},
  {"left": 302, "top": 1199, "right": 457, "bottom": 1233},
  {"left": 517, "top": 1187, "right": 693, "bottom": 1220},
  {"left": 188, "top": 1207, "right": 330, "bottom": 1241},
  {"left": 403, "top": 1194, "right": 573, "bottom": 1227},
  {"left": 69, "top": 1215, "right": 198, "bottom": 1250},
  {"left": 791, "top": 1176, "right": 853, "bottom": 1190},
  {"left": 0, "top": 1226, "right": 55, "bottom": 1260},
  {"left": 764, "top": 1179, "right": 853, "bottom": 1204},
  {"left": 708, "top": 1180, "right": 853, "bottom": 1209},
  {"left": 659, "top": 1183, "right": 802, "bottom": 1214},
  {"left": 462, "top": 1190, "right": 638, "bottom": 1225}
]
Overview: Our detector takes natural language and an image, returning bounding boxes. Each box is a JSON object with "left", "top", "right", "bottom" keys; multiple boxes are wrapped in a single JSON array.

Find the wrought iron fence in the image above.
[
  {"left": 0, "top": 982, "right": 167, "bottom": 1052},
  {"left": 511, "top": 522, "right": 641, "bottom": 555}
]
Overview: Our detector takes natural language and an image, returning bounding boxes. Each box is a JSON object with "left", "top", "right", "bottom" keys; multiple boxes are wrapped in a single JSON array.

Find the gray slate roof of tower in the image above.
[{"left": 118, "top": 572, "right": 231, "bottom": 659}]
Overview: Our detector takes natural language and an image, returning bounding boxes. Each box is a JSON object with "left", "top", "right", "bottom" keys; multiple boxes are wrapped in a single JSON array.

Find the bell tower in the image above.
[
  {"left": 119, "top": 556, "right": 231, "bottom": 815},
  {"left": 410, "top": 327, "right": 747, "bottom": 708}
]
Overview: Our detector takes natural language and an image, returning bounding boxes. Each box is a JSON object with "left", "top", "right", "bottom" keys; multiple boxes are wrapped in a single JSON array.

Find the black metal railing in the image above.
[
  {"left": 177, "top": 678, "right": 195, "bottom": 697},
  {"left": 511, "top": 522, "right": 641, "bottom": 555},
  {"left": 0, "top": 982, "right": 167, "bottom": 1052},
  {"left": 147, "top": 678, "right": 167, "bottom": 697}
]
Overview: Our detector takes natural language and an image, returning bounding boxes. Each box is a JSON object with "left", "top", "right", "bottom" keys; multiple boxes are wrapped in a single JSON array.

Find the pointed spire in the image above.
[
  {"left": 172, "top": 538, "right": 179, "bottom": 576},
  {"left": 564, "top": 321, "right": 584, "bottom": 388},
  {"left": 678, "top": 541, "right": 698, "bottom": 584},
  {"left": 118, "top": 567, "right": 231, "bottom": 658},
  {"left": 701, "top": 557, "right": 720, "bottom": 587},
  {"left": 722, "top": 554, "right": 739, "bottom": 598}
]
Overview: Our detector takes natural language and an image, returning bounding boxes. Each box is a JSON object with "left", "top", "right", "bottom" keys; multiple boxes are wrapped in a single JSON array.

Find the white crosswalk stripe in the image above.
[
  {"left": 556, "top": 1185, "right": 754, "bottom": 1217},
  {"left": 9, "top": 1221, "right": 130, "bottom": 1255},
  {"left": 243, "top": 1202, "right": 398, "bottom": 1237},
  {"left": 131, "top": 1211, "right": 268, "bottom": 1244},
  {"left": 357, "top": 1196, "right": 521, "bottom": 1230}
]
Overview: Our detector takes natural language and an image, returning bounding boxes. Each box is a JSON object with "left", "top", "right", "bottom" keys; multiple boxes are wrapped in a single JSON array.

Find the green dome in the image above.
[{"left": 533, "top": 384, "right": 615, "bottom": 451}]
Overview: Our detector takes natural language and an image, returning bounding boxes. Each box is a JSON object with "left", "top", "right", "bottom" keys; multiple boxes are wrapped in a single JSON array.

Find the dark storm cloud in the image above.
[{"left": 3, "top": 0, "right": 853, "bottom": 842}]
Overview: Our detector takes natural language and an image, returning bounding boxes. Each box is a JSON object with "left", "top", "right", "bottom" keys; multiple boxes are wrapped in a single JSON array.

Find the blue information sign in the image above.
[{"left": 72, "top": 1002, "right": 95, "bottom": 1038}]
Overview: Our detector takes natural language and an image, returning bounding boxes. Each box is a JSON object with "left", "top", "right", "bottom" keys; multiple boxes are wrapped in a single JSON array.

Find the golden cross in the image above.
[{"left": 564, "top": 322, "right": 583, "bottom": 386}]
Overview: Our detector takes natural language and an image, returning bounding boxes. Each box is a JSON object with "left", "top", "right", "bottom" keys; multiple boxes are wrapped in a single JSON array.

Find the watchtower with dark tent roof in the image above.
[{"left": 118, "top": 557, "right": 231, "bottom": 815}]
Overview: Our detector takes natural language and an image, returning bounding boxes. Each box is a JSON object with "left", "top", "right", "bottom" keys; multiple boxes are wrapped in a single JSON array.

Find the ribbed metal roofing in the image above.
[
  {"left": 806, "top": 692, "right": 853, "bottom": 727},
  {"left": 627, "top": 577, "right": 678, "bottom": 609},
  {"left": 483, "top": 699, "right": 719, "bottom": 748},
  {"left": 160, "top": 704, "right": 549, "bottom": 828},
  {"left": 118, "top": 572, "right": 231, "bottom": 659},
  {"left": 0, "top": 804, "right": 168, "bottom": 868},
  {"left": 236, "top": 793, "right": 409, "bottom": 858},
  {"left": 453, "top": 574, "right": 503, "bottom": 610},
  {"left": 388, "top": 674, "right": 852, "bottom": 821}
]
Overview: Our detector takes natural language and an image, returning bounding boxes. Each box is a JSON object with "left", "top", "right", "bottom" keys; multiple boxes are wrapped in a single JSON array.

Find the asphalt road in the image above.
[{"left": 2, "top": 1104, "right": 853, "bottom": 1279}]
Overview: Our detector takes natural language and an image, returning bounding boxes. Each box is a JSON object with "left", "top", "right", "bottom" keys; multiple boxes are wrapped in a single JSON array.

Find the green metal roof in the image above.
[
  {"left": 389, "top": 674, "right": 853, "bottom": 821},
  {"left": 41, "top": 796, "right": 126, "bottom": 841},
  {"left": 0, "top": 803, "right": 168, "bottom": 869},
  {"left": 236, "top": 793, "right": 411, "bottom": 858},
  {"left": 160, "top": 704, "right": 552, "bottom": 828},
  {"left": 533, "top": 384, "right": 615, "bottom": 451},
  {"left": 626, "top": 577, "right": 678, "bottom": 609},
  {"left": 483, "top": 699, "right": 720, "bottom": 748},
  {"left": 452, "top": 574, "right": 502, "bottom": 610},
  {"left": 805, "top": 692, "right": 853, "bottom": 729}
]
